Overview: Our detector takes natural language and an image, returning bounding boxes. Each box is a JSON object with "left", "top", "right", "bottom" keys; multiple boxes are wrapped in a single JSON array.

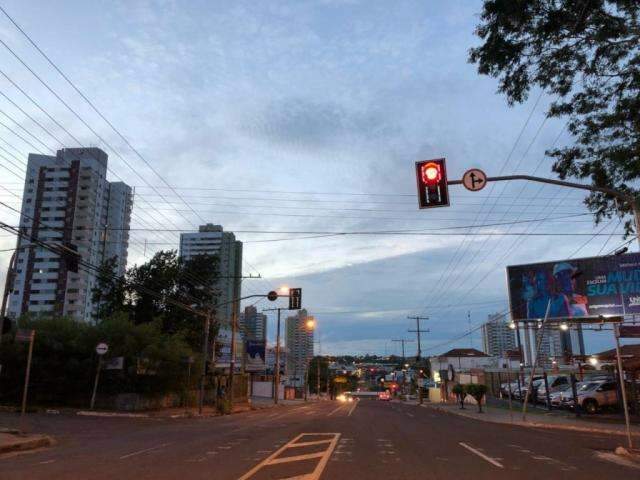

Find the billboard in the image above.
[
  {"left": 507, "top": 252, "right": 640, "bottom": 321},
  {"left": 245, "top": 340, "right": 266, "bottom": 372}
]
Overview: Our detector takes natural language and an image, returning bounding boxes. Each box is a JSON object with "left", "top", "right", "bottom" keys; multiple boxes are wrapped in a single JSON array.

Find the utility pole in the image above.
[
  {"left": 392, "top": 339, "right": 414, "bottom": 365},
  {"left": 199, "top": 310, "right": 211, "bottom": 415},
  {"left": 264, "top": 307, "right": 285, "bottom": 404},
  {"left": 407, "top": 316, "right": 428, "bottom": 360}
]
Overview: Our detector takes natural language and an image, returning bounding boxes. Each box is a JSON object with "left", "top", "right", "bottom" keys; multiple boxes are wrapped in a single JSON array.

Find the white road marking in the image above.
[
  {"left": 38, "top": 459, "right": 56, "bottom": 464},
  {"left": 327, "top": 404, "right": 346, "bottom": 417},
  {"left": 217, "top": 446, "right": 232, "bottom": 449},
  {"left": 237, "top": 433, "right": 340, "bottom": 480},
  {"left": 347, "top": 401, "right": 358, "bottom": 416},
  {"left": 119, "top": 442, "right": 172, "bottom": 460},
  {"left": 459, "top": 442, "right": 504, "bottom": 469},
  {"left": 406, "top": 413, "right": 414, "bottom": 418}
]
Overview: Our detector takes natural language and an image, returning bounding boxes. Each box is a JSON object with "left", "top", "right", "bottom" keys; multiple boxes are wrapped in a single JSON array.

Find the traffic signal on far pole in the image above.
[
  {"left": 415, "top": 158, "right": 449, "bottom": 209},
  {"left": 289, "top": 288, "right": 302, "bottom": 310}
]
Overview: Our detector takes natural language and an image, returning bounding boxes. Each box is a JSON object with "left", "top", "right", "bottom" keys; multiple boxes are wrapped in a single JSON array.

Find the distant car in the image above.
[{"left": 378, "top": 391, "right": 391, "bottom": 401}]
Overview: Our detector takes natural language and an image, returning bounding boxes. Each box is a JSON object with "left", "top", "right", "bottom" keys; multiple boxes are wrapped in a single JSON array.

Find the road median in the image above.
[{"left": 0, "top": 432, "right": 54, "bottom": 454}]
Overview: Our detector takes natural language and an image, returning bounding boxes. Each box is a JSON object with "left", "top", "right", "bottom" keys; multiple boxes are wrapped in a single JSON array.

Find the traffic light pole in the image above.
[{"left": 448, "top": 174, "right": 640, "bottom": 248}]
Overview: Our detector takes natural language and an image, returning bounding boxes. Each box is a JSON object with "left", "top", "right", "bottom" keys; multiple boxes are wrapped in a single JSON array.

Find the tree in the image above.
[
  {"left": 465, "top": 383, "right": 489, "bottom": 413},
  {"left": 469, "top": 1, "right": 640, "bottom": 233},
  {"left": 92, "top": 250, "right": 220, "bottom": 350}
]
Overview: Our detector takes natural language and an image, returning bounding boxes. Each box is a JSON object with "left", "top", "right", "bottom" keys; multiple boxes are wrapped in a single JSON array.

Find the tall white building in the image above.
[
  {"left": 481, "top": 313, "right": 516, "bottom": 357},
  {"left": 6, "top": 148, "right": 132, "bottom": 321},
  {"left": 285, "top": 309, "right": 314, "bottom": 386},
  {"left": 179, "top": 224, "right": 243, "bottom": 370},
  {"left": 178, "top": 224, "right": 242, "bottom": 322}
]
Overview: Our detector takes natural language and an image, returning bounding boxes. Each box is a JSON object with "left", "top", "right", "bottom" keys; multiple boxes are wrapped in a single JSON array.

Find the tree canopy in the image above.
[
  {"left": 469, "top": 1, "right": 640, "bottom": 233},
  {"left": 92, "top": 250, "right": 220, "bottom": 349}
]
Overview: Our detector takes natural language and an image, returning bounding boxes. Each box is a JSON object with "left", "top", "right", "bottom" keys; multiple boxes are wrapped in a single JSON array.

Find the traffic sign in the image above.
[
  {"left": 267, "top": 291, "right": 278, "bottom": 301},
  {"left": 462, "top": 168, "right": 487, "bottom": 191},
  {"left": 96, "top": 343, "right": 109, "bottom": 356}
]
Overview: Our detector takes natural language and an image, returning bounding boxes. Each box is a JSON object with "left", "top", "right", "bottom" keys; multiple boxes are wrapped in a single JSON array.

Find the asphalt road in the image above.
[{"left": 1, "top": 399, "right": 637, "bottom": 479}]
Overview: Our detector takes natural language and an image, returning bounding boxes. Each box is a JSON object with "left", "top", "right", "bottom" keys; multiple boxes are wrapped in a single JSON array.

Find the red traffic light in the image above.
[
  {"left": 421, "top": 162, "right": 441, "bottom": 185},
  {"left": 415, "top": 158, "right": 449, "bottom": 209}
]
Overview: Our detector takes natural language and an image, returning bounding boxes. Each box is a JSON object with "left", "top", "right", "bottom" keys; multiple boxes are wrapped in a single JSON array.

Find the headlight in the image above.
[
  {"left": 337, "top": 394, "right": 346, "bottom": 402},
  {"left": 347, "top": 397, "right": 354, "bottom": 403}
]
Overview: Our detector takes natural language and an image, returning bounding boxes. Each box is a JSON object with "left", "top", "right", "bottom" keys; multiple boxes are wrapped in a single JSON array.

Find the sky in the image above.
[{"left": 0, "top": 0, "right": 636, "bottom": 356}]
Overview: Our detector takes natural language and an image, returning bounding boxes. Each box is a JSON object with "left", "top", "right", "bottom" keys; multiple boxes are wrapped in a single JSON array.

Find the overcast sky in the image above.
[{"left": 0, "top": 0, "right": 635, "bottom": 356}]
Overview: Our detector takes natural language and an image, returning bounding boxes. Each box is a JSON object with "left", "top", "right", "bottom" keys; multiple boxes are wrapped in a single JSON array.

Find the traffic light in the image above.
[
  {"left": 289, "top": 288, "right": 302, "bottom": 310},
  {"left": 415, "top": 158, "right": 449, "bottom": 209}
]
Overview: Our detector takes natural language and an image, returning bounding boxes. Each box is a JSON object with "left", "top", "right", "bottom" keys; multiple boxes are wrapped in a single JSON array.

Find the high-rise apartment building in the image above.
[
  {"left": 239, "top": 305, "right": 267, "bottom": 341},
  {"left": 179, "top": 224, "right": 243, "bottom": 370},
  {"left": 179, "top": 224, "right": 242, "bottom": 323},
  {"left": 285, "top": 309, "right": 314, "bottom": 385},
  {"left": 481, "top": 313, "right": 516, "bottom": 357},
  {"left": 6, "top": 148, "right": 132, "bottom": 321}
]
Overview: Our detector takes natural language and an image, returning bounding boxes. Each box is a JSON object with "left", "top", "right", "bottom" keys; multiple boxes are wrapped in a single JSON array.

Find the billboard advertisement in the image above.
[
  {"left": 245, "top": 340, "right": 266, "bottom": 372},
  {"left": 507, "top": 252, "right": 640, "bottom": 321}
]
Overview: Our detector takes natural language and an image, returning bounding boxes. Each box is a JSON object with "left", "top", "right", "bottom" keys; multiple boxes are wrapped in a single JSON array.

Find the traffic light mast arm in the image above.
[
  {"left": 447, "top": 174, "right": 630, "bottom": 201},
  {"left": 448, "top": 174, "right": 640, "bottom": 248}
]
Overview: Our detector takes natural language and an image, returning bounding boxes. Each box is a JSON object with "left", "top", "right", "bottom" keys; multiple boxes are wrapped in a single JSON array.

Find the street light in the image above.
[
  {"left": 589, "top": 356, "right": 598, "bottom": 366},
  {"left": 306, "top": 318, "right": 316, "bottom": 330},
  {"left": 560, "top": 322, "right": 569, "bottom": 331},
  {"left": 508, "top": 321, "right": 516, "bottom": 330}
]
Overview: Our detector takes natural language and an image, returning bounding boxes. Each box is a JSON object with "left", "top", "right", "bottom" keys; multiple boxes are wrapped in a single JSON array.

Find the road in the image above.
[{"left": 1, "top": 399, "right": 637, "bottom": 479}]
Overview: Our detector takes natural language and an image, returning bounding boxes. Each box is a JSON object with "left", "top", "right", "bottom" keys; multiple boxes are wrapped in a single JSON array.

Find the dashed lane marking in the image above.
[
  {"left": 347, "top": 401, "right": 358, "bottom": 416},
  {"left": 459, "top": 442, "right": 504, "bottom": 469},
  {"left": 119, "top": 443, "right": 172, "bottom": 460},
  {"left": 327, "top": 405, "right": 346, "bottom": 417},
  {"left": 237, "top": 433, "right": 340, "bottom": 480}
]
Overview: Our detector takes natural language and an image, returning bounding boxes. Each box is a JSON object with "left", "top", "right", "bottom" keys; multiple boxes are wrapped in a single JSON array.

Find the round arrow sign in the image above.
[
  {"left": 96, "top": 342, "right": 109, "bottom": 356},
  {"left": 462, "top": 168, "right": 487, "bottom": 191}
]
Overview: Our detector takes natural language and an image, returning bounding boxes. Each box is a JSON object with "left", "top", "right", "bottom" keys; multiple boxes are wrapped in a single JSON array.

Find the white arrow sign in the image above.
[
  {"left": 462, "top": 168, "right": 487, "bottom": 191},
  {"left": 96, "top": 342, "right": 109, "bottom": 356}
]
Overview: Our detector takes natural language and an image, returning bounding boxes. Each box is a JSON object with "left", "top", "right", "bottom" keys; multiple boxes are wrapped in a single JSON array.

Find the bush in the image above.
[{"left": 465, "top": 384, "right": 488, "bottom": 413}]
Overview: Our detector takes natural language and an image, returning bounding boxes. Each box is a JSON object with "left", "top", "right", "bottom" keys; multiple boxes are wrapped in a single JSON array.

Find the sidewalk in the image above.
[
  {"left": 0, "top": 430, "right": 54, "bottom": 454},
  {"left": 421, "top": 401, "right": 640, "bottom": 438}
]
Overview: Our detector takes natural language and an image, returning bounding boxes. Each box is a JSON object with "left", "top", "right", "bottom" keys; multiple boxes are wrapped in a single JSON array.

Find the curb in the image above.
[
  {"left": 0, "top": 435, "right": 54, "bottom": 454},
  {"left": 77, "top": 411, "right": 149, "bottom": 418},
  {"left": 422, "top": 403, "right": 640, "bottom": 438}
]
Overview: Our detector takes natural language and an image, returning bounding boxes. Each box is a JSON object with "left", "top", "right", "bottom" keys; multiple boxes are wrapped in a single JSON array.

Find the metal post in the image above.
[
  {"left": 304, "top": 359, "right": 309, "bottom": 402},
  {"left": 229, "top": 305, "right": 238, "bottom": 410},
  {"left": 274, "top": 308, "right": 281, "bottom": 405},
  {"left": 90, "top": 354, "right": 103, "bottom": 410},
  {"left": 614, "top": 324, "right": 633, "bottom": 449},
  {"left": 632, "top": 199, "right": 640, "bottom": 249},
  {"left": 506, "top": 369, "right": 513, "bottom": 423},
  {"left": 522, "top": 300, "right": 551, "bottom": 421},
  {"left": 20, "top": 330, "right": 34, "bottom": 431},
  {"left": 570, "top": 373, "right": 580, "bottom": 418},
  {"left": 543, "top": 371, "right": 551, "bottom": 411},
  {"left": 199, "top": 311, "right": 211, "bottom": 415},
  {"left": 515, "top": 323, "right": 524, "bottom": 401},
  {"left": 317, "top": 356, "right": 320, "bottom": 398}
]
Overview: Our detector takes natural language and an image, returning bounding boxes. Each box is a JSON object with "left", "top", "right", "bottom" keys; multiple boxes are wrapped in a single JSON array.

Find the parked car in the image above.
[
  {"left": 575, "top": 380, "right": 619, "bottom": 414},
  {"left": 549, "top": 383, "right": 571, "bottom": 407},
  {"left": 536, "top": 375, "right": 570, "bottom": 403}
]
